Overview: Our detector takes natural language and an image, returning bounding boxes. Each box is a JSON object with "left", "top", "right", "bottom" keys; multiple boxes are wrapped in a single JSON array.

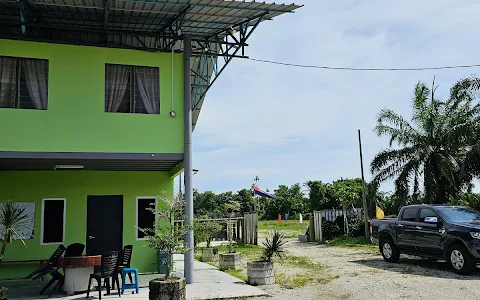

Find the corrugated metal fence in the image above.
[{"left": 322, "top": 208, "right": 364, "bottom": 222}]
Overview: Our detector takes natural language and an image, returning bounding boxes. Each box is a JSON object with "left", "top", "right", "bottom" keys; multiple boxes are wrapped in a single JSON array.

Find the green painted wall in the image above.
[
  {"left": 0, "top": 171, "right": 173, "bottom": 279},
  {"left": 0, "top": 39, "right": 184, "bottom": 154}
]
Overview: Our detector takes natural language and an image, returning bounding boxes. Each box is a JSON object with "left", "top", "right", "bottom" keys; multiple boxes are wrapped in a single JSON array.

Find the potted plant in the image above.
[
  {"left": 219, "top": 200, "right": 242, "bottom": 270},
  {"left": 1, "top": 200, "right": 32, "bottom": 299},
  {"left": 195, "top": 217, "right": 222, "bottom": 262},
  {"left": 140, "top": 192, "right": 191, "bottom": 300},
  {"left": 247, "top": 230, "right": 286, "bottom": 286}
]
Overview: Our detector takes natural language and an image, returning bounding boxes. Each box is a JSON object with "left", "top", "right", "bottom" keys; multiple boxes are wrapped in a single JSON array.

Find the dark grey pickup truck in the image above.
[{"left": 371, "top": 204, "right": 480, "bottom": 274}]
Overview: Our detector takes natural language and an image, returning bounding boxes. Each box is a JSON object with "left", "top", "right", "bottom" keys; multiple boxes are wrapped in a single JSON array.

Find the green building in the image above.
[{"left": 0, "top": 0, "right": 300, "bottom": 282}]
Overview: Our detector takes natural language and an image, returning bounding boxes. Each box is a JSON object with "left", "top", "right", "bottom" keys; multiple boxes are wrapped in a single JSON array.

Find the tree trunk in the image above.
[{"left": 0, "top": 239, "right": 8, "bottom": 265}]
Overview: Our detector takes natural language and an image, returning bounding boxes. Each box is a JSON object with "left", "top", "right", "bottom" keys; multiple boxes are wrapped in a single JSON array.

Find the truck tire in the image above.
[
  {"left": 447, "top": 244, "right": 476, "bottom": 275},
  {"left": 380, "top": 237, "right": 400, "bottom": 263}
]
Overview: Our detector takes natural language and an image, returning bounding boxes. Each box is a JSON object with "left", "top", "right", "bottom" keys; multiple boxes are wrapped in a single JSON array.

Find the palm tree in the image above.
[
  {"left": 0, "top": 201, "right": 31, "bottom": 265},
  {"left": 370, "top": 79, "right": 478, "bottom": 203}
]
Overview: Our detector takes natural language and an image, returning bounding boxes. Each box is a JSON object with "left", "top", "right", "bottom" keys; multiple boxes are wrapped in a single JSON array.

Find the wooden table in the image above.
[{"left": 58, "top": 256, "right": 101, "bottom": 295}]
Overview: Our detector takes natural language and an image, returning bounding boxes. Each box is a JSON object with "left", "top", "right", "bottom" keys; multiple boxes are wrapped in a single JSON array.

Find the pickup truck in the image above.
[{"left": 370, "top": 204, "right": 480, "bottom": 274}]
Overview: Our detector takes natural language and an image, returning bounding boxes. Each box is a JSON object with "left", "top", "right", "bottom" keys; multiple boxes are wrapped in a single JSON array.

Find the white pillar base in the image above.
[{"left": 63, "top": 266, "right": 94, "bottom": 293}]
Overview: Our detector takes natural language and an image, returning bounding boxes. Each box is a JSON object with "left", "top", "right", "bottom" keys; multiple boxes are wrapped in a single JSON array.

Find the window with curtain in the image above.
[
  {"left": 105, "top": 64, "right": 160, "bottom": 114},
  {"left": 0, "top": 56, "right": 49, "bottom": 110}
]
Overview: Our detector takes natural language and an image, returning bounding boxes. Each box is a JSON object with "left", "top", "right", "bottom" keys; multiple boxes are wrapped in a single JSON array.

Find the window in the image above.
[
  {"left": 419, "top": 208, "right": 437, "bottom": 222},
  {"left": 41, "top": 198, "right": 66, "bottom": 245},
  {"left": 136, "top": 197, "right": 156, "bottom": 239},
  {"left": 0, "top": 56, "right": 48, "bottom": 110},
  {"left": 105, "top": 64, "right": 160, "bottom": 114},
  {"left": 401, "top": 207, "right": 417, "bottom": 222}
]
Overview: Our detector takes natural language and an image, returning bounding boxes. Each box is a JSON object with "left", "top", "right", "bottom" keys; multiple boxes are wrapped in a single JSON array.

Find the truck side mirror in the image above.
[{"left": 424, "top": 216, "right": 438, "bottom": 223}]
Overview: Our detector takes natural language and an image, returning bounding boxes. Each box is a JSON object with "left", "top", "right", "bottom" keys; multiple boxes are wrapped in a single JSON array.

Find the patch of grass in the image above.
[
  {"left": 275, "top": 273, "right": 310, "bottom": 289},
  {"left": 224, "top": 268, "right": 248, "bottom": 282},
  {"left": 329, "top": 236, "right": 377, "bottom": 252},
  {"left": 216, "top": 243, "right": 263, "bottom": 261},
  {"left": 282, "top": 255, "right": 326, "bottom": 270},
  {"left": 316, "top": 274, "right": 340, "bottom": 284},
  {"left": 258, "top": 220, "right": 308, "bottom": 233}
]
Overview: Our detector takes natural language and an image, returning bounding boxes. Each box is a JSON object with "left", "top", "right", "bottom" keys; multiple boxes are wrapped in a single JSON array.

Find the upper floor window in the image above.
[
  {"left": 105, "top": 64, "right": 160, "bottom": 114},
  {"left": 0, "top": 56, "right": 49, "bottom": 110}
]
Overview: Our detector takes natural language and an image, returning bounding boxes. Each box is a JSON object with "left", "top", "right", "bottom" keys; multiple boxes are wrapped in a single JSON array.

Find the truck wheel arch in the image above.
[
  {"left": 443, "top": 238, "right": 469, "bottom": 257},
  {"left": 379, "top": 232, "right": 394, "bottom": 242}
]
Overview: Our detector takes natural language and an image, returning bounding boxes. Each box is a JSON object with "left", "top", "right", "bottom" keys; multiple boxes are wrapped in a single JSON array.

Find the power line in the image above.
[{"left": 244, "top": 57, "right": 480, "bottom": 71}]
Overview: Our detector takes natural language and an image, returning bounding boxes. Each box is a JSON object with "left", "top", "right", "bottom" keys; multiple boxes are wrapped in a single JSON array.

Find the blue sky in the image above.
[{"left": 182, "top": 0, "right": 480, "bottom": 194}]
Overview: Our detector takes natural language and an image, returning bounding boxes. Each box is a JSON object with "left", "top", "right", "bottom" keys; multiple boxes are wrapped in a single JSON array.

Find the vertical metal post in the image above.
[
  {"left": 358, "top": 129, "right": 369, "bottom": 238},
  {"left": 183, "top": 36, "right": 194, "bottom": 284}
]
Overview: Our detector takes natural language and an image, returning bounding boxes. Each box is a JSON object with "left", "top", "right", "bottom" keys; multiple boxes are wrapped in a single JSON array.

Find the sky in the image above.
[{"left": 181, "top": 0, "right": 480, "bottom": 195}]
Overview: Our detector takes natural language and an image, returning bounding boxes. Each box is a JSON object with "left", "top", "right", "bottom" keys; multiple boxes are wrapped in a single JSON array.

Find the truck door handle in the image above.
[
  {"left": 415, "top": 226, "right": 422, "bottom": 230},
  {"left": 398, "top": 224, "right": 404, "bottom": 227}
]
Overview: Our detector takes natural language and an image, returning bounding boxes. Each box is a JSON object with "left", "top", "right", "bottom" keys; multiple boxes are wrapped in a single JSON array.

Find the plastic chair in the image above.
[
  {"left": 121, "top": 268, "right": 139, "bottom": 295},
  {"left": 65, "top": 243, "right": 85, "bottom": 257},
  {"left": 86, "top": 251, "right": 121, "bottom": 300},
  {"left": 112, "top": 245, "right": 133, "bottom": 289}
]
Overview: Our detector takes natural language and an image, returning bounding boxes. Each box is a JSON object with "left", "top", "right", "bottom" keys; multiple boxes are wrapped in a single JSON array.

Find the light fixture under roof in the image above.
[{"left": 54, "top": 165, "right": 84, "bottom": 170}]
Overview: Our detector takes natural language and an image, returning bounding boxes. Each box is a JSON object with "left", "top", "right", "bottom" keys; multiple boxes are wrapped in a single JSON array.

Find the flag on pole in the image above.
[
  {"left": 376, "top": 200, "right": 385, "bottom": 219},
  {"left": 252, "top": 184, "right": 276, "bottom": 199}
]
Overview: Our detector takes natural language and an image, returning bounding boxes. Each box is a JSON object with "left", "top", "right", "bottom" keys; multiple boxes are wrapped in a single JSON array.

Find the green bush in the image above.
[{"left": 322, "top": 221, "right": 341, "bottom": 240}]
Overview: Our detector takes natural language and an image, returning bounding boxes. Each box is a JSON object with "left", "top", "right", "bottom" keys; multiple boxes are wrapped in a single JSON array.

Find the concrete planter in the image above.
[
  {"left": 201, "top": 247, "right": 217, "bottom": 262},
  {"left": 298, "top": 234, "right": 308, "bottom": 242},
  {"left": 219, "top": 252, "right": 241, "bottom": 270},
  {"left": 0, "top": 287, "right": 8, "bottom": 300},
  {"left": 149, "top": 277, "right": 186, "bottom": 300},
  {"left": 247, "top": 261, "right": 274, "bottom": 286}
]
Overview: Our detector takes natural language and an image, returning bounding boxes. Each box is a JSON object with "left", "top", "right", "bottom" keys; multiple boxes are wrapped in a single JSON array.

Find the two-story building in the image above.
[{"left": 0, "top": 0, "right": 300, "bottom": 282}]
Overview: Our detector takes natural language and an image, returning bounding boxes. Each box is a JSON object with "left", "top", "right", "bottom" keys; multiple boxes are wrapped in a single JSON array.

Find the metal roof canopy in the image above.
[{"left": 0, "top": 0, "right": 302, "bottom": 127}]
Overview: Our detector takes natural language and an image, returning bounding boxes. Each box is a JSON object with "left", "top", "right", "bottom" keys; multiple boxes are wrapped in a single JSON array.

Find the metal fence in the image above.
[{"left": 321, "top": 208, "right": 364, "bottom": 222}]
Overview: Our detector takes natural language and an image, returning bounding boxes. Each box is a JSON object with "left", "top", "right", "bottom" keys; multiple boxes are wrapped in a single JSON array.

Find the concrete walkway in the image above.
[{"left": 3, "top": 255, "right": 267, "bottom": 300}]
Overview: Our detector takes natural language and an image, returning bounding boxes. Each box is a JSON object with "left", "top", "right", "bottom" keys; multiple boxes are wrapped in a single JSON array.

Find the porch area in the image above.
[{"left": 1, "top": 255, "right": 267, "bottom": 300}]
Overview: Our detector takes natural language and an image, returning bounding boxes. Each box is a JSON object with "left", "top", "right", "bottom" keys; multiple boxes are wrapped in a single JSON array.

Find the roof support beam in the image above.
[
  {"left": 18, "top": 0, "right": 31, "bottom": 34},
  {"left": 192, "top": 13, "right": 264, "bottom": 111},
  {"left": 103, "top": 0, "right": 109, "bottom": 30}
]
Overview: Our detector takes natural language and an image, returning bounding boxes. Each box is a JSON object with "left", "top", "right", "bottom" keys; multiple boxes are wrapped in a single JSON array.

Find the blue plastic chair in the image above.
[{"left": 121, "top": 268, "right": 139, "bottom": 294}]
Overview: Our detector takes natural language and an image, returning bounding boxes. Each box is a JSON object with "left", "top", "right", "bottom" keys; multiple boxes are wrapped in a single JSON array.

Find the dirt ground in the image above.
[{"left": 255, "top": 238, "right": 480, "bottom": 300}]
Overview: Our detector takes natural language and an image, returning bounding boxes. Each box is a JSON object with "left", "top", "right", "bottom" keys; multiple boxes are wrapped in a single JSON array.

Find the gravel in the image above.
[{"left": 253, "top": 239, "right": 480, "bottom": 300}]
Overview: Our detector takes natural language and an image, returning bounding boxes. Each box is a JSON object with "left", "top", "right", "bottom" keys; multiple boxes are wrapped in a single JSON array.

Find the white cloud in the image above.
[{"left": 189, "top": 0, "right": 480, "bottom": 194}]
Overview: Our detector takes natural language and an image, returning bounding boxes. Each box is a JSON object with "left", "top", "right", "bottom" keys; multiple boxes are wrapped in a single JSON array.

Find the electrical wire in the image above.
[{"left": 244, "top": 58, "right": 480, "bottom": 71}]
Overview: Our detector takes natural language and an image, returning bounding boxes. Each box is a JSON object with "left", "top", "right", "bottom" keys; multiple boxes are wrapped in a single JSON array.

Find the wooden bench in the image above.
[{"left": 2, "top": 259, "right": 46, "bottom": 281}]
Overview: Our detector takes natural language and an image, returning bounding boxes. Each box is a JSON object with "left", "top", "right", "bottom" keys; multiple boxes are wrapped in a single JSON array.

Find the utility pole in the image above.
[{"left": 358, "top": 129, "right": 369, "bottom": 238}]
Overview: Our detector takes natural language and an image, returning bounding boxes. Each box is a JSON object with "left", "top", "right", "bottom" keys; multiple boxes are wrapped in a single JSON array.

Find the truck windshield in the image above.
[{"left": 436, "top": 207, "right": 480, "bottom": 223}]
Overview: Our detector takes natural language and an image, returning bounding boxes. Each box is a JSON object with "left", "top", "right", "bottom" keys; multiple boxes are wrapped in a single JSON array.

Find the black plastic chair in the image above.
[
  {"left": 86, "top": 251, "right": 121, "bottom": 300},
  {"left": 112, "top": 245, "right": 133, "bottom": 289},
  {"left": 25, "top": 244, "right": 66, "bottom": 297},
  {"left": 65, "top": 243, "right": 85, "bottom": 257}
]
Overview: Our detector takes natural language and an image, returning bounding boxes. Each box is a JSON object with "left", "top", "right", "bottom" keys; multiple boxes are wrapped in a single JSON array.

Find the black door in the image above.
[
  {"left": 396, "top": 207, "right": 419, "bottom": 249},
  {"left": 413, "top": 207, "right": 443, "bottom": 254},
  {"left": 86, "top": 195, "right": 123, "bottom": 255}
]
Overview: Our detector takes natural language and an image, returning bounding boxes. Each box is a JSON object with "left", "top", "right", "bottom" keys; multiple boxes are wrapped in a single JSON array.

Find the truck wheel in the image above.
[
  {"left": 380, "top": 238, "right": 400, "bottom": 263},
  {"left": 447, "top": 244, "right": 476, "bottom": 275}
]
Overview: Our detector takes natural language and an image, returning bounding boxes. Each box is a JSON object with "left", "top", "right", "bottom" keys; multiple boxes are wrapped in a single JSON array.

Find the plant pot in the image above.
[
  {"left": 298, "top": 234, "right": 308, "bottom": 242},
  {"left": 219, "top": 252, "right": 241, "bottom": 270},
  {"left": 201, "top": 247, "right": 217, "bottom": 262},
  {"left": 247, "top": 261, "right": 274, "bottom": 286},
  {"left": 0, "top": 287, "right": 8, "bottom": 300},
  {"left": 149, "top": 277, "right": 186, "bottom": 300}
]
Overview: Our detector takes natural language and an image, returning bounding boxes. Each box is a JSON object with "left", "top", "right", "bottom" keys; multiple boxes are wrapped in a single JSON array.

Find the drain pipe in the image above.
[{"left": 183, "top": 36, "right": 194, "bottom": 284}]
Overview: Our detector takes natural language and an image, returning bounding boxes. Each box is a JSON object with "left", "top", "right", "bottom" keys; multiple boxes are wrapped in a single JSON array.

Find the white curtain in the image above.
[
  {"left": 0, "top": 57, "right": 17, "bottom": 108},
  {"left": 135, "top": 66, "right": 159, "bottom": 114},
  {"left": 22, "top": 59, "right": 48, "bottom": 110},
  {"left": 106, "top": 65, "right": 130, "bottom": 112}
]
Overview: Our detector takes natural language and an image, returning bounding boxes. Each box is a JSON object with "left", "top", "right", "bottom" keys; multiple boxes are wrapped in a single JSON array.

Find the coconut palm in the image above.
[
  {"left": 0, "top": 201, "right": 31, "bottom": 265},
  {"left": 371, "top": 79, "right": 479, "bottom": 203}
]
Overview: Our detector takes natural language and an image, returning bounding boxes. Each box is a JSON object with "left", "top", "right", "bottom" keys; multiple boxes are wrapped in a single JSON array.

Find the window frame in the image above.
[
  {"left": 135, "top": 196, "right": 158, "bottom": 241},
  {"left": 400, "top": 207, "right": 418, "bottom": 222},
  {"left": 104, "top": 63, "right": 160, "bottom": 114},
  {"left": 40, "top": 198, "right": 66, "bottom": 246},
  {"left": 0, "top": 55, "right": 49, "bottom": 110}
]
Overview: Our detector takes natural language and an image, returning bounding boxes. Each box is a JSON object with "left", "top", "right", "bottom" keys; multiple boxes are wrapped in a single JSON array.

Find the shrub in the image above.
[{"left": 322, "top": 221, "right": 341, "bottom": 240}]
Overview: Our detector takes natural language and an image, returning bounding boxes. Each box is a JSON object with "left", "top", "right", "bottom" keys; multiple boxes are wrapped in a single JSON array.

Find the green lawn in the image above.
[
  {"left": 258, "top": 220, "right": 308, "bottom": 234},
  {"left": 328, "top": 236, "right": 377, "bottom": 252}
]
